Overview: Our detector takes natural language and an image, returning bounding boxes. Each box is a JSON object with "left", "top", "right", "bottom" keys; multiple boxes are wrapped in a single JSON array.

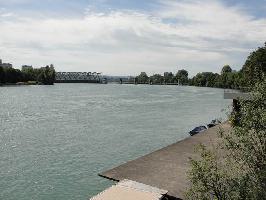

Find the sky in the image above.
[{"left": 0, "top": 0, "right": 266, "bottom": 76}]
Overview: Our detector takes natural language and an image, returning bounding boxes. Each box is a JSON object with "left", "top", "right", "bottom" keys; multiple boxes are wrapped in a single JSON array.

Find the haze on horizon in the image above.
[{"left": 0, "top": 0, "right": 266, "bottom": 76}]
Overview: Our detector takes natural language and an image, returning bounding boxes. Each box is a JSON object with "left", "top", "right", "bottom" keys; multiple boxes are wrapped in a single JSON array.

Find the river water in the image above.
[{"left": 0, "top": 84, "right": 231, "bottom": 200}]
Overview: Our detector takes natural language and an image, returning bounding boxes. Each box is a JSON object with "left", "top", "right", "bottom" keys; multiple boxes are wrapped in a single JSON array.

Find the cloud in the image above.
[
  {"left": 0, "top": 0, "right": 266, "bottom": 75},
  {"left": 0, "top": 8, "right": 15, "bottom": 17}
]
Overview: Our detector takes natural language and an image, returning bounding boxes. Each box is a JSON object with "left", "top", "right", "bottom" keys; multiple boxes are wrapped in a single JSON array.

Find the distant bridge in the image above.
[{"left": 55, "top": 72, "right": 106, "bottom": 83}]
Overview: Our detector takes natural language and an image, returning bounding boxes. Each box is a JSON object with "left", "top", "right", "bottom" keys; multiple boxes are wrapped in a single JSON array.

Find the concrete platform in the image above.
[
  {"left": 224, "top": 90, "right": 251, "bottom": 99},
  {"left": 90, "top": 179, "right": 167, "bottom": 200},
  {"left": 99, "top": 123, "right": 231, "bottom": 199}
]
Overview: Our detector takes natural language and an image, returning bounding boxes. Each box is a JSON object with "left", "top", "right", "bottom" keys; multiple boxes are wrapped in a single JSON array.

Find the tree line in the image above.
[
  {"left": 135, "top": 69, "right": 189, "bottom": 85},
  {"left": 186, "top": 72, "right": 266, "bottom": 200},
  {"left": 135, "top": 43, "right": 266, "bottom": 90},
  {"left": 186, "top": 43, "right": 266, "bottom": 199},
  {"left": 0, "top": 65, "right": 56, "bottom": 85}
]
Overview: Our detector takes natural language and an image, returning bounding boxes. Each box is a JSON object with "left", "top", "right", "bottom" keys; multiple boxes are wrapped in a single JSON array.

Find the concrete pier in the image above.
[
  {"left": 99, "top": 123, "right": 232, "bottom": 199},
  {"left": 90, "top": 179, "right": 167, "bottom": 200}
]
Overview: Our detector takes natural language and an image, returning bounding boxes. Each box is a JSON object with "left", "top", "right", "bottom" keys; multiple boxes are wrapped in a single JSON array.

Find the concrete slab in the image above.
[
  {"left": 118, "top": 179, "right": 168, "bottom": 195},
  {"left": 99, "top": 123, "right": 232, "bottom": 199},
  {"left": 90, "top": 179, "right": 167, "bottom": 200},
  {"left": 224, "top": 90, "right": 251, "bottom": 99}
]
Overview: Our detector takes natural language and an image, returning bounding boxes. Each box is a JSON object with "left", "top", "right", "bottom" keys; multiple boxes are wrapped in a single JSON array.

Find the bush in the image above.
[{"left": 186, "top": 79, "right": 266, "bottom": 200}]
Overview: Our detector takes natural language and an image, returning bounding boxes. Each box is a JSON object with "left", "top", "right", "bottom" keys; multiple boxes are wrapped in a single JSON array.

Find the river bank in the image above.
[
  {"left": 0, "top": 81, "right": 54, "bottom": 86},
  {"left": 99, "top": 122, "right": 231, "bottom": 199}
]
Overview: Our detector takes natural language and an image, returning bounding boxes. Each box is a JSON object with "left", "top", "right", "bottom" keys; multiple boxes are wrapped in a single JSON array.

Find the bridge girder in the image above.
[{"left": 55, "top": 72, "right": 102, "bottom": 81}]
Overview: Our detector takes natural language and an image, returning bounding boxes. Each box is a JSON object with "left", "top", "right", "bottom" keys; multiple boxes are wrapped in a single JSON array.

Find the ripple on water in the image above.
[{"left": 0, "top": 84, "right": 231, "bottom": 200}]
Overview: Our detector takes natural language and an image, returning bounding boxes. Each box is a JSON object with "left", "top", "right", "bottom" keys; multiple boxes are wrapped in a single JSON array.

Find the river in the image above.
[{"left": 0, "top": 84, "right": 231, "bottom": 199}]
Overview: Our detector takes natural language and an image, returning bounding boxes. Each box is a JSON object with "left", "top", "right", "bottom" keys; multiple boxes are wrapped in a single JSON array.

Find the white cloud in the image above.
[
  {"left": 0, "top": 0, "right": 266, "bottom": 76},
  {"left": 0, "top": 8, "right": 15, "bottom": 17}
]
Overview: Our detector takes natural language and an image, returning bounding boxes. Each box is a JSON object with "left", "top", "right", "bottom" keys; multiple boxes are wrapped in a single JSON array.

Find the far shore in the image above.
[{"left": 0, "top": 81, "right": 53, "bottom": 86}]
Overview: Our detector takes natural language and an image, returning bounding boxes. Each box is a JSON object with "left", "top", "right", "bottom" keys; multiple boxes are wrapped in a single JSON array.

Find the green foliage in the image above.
[
  {"left": 220, "top": 71, "right": 241, "bottom": 89},
  {"left": 0, "top": 66, "right": 5, "bottom": 84},
  {"left": 242, "top": 43, "right": 266, "bottom": 87},
  {"left": 150, "top": 74, "right": 164, "bottom": 84},
  {"left": 221, "top": 65, "right": 232, "bottom": 75},
  {"left": 186, "top": 144, "right": 242, "bottom": 200},
  {"left": 226, "top": 80, "right": 266, "bottom": 198},
  {"left": 138, "top": 70, "right": 189, "bottom": 85},
  {"left": 176, "top": 69, "right": 189, "bottom": 85},
  {"left": 0, "top": 64, "right": 55, "bottom": 85},
  {"left": 190, "top": 72, "right": 220, "bottom": 87},
  {"left": 21, "top": 66, "right": 37, "bottom": 81},
  {"left": 4, "top": 67, "right": 23, "bottom": 83},
  {"left": 188, "top": 65, "right": 244, "bottom": 89},
  {"left": 136, "top": 72, "right": 149, "bottom": 84},
  {"left": 37, "top": 65, "right": 56, "bottom": 85},
  {"left": 135, "top": 43, "right": 265, "bottom": 89},
  {"left": 186, "top": 80, "right": 266, "bottom": 200},
  {"left": 163, "top": 72, "right": 175, "bottom": 84},
  {"left": 189, "top": 43, "right": 265, "bottom": 89}
]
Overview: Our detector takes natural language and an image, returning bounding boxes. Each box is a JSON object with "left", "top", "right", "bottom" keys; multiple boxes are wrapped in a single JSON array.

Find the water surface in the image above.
[{"left": 0, "top": 84, "right": 231, "bottom": 200}]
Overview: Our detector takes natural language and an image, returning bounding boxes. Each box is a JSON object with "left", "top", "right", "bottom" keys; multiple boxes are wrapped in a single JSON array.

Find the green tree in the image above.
[
  {"left": 150, "top": 74, "right": 164, "bottom": 84},
  {"left": 221, "top": 65, "right": 232, "bottom": 75},
  {"left": 186, "top": 79, "right": 266, "bottom": 200},
  {"left": 136, "top": 72, "right": 149, "bottom": 84},
  {"left": 191, "top": 72, "right": 218, "bottom": 87},
  {"left": 4, "top": 67, "right": 23, "bottom": 83},
  {"left": 220, "top": 65, "right": 233, "bottom": 88},
  {"left": 37, "top": 65, "right": 55, "bottom": 85},
  {"left": 0, "top": 66, "right": 5, "bottom": 84},
  {"left": 176, "top": 69, "right": 189, "bottom": 85},
  {"left": 242, "top": 43, "right": 266, "bottom": 87},
  {"left": 0, "top": 63, "right": 56, "bottom": 85},
  {"left": 213, "top": 74, "right": 222, "bottom": 88},
  {"left": 21, "top": 66, "right": 36, "bottom": 81},
  {"left": 163, "top": 72, "right": 174, "bottom": 84},
  {"left": 191, "top": 73, "right": 205, "bottom": 86}
]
